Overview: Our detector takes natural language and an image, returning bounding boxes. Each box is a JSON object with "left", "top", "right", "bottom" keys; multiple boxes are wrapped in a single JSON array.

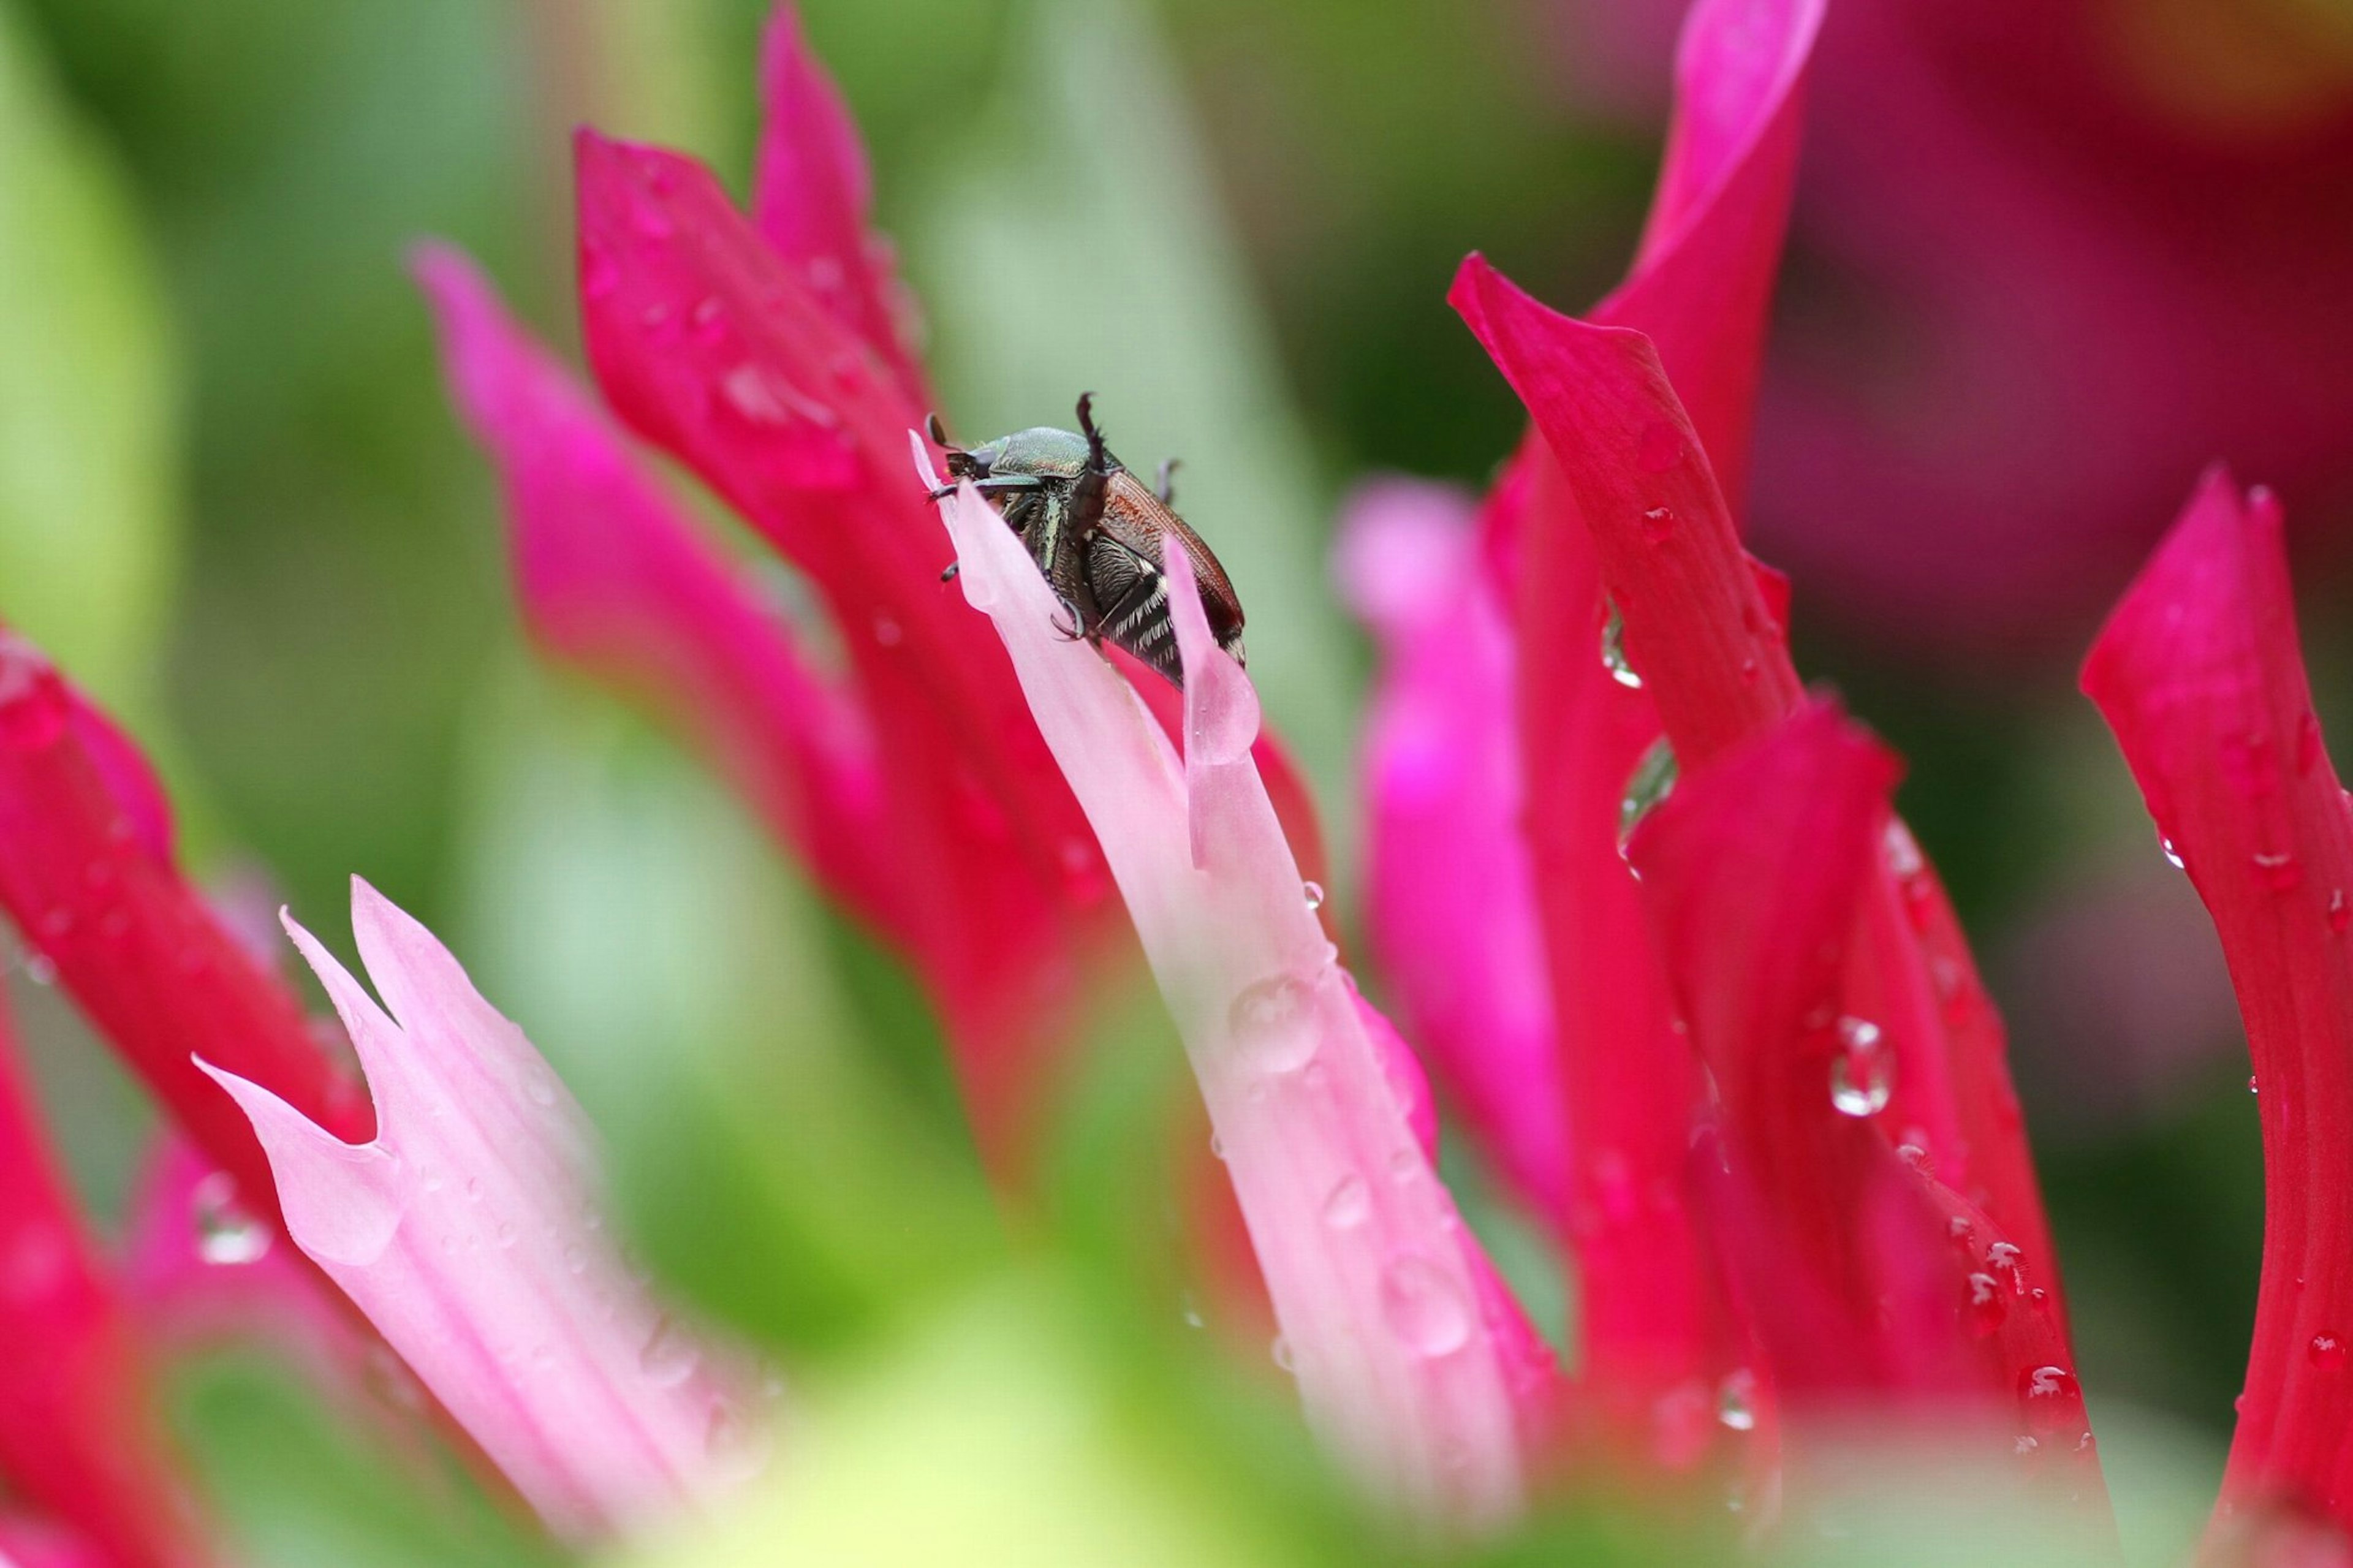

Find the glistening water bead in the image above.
[{"left": 1828, "top": 1016, "right": 1892, "bottom": 1117}]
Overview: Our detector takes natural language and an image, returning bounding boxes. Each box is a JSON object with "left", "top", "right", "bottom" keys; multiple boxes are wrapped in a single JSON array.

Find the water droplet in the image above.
[
  {"left": 1949, "top": 1214, "right": 1974, "bottom": 1242},
  {"left": 1301, "top": 879, "right": 1325, "bottom": 912},
  {"left": 1966, "top": 1272, "right": 2007, "bottom": 1336},
  {"left": 1271, "top": 1335, "right": 1297, "bottom": 1374},
  {"left": 1228, "top": 974, "right": 1319, "bottom": 1074},
  {"left": 2018, "top": 1364, "right": 2084, "bottom": 1437},
  {"left": 1600, "top": 600, "right": 1643, "bottom": 689},
  {"left": 1640, "top": 505, "right": 1678, "bottom": 543},
  {"left": 1322, "top": 1174, "right": 1370, "bottom": 1230},
  {"left": 464, "top": 1177, "right": 482, "bottom": 1202},
  {"left": 2015, "top": 1435, "right": 2040, "bottom": 1456},
  {"left": 1618, "top": 737, "right": 1678, "bottom": 852},
  {"left": 2250, "top": 1075, "right": 2260, "bottom": 1094},
  {"left": 192, "top": 1173, "right": 270, "bottom": 1265},
  {"left": 21, "top": 954, "right": 55, "bottom": 987},
  {"left": 2300, "top": 711, "right": 2326, "bottom": 775},
  {"left": 871, "top": 615, "right": 903, "bottom": 648},
  {"left": 2313, "top": 1334, "right": 2347, "bottom": 1371},
  {"left": 1716, "top": 1369, "right": 1757, "bottom": 1431},
  {"left": 641, "top": 1314, "right": 701, "bottom": 1388},
  {"left": 521, "top": 1066, "right": 558, "bottom": 1107},
  {"left": 1986, "top": 1241, "right": 2024, "bottom": 1282},
  {"left": 1379, "top": 1253, "right": 1471, "bottom": 1357},
  {"left": 2254, "top": 850, "right": 2303, "bottom": 892},
  {"left": 2333, "top": 890, "right": 2350, "bottom": 934},
  {"left": 1828, "top": 1016, "right": 1891, "bottom": 1116},
  {"left": 1209, "top": 1132, "right": 1226, "bottom": 1161},
  {"left": 2160, "top": 834, "right": 2186, "bottom": 870},
  {"left": 688, "top": 296, "right": 724, "bottom": 336}
]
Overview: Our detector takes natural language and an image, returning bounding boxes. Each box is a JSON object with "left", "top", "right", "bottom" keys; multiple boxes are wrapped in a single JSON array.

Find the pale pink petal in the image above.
[
  {"left": 1336, "top": 481, "right": 1567, "bottom": 1226},
  {"left": 196, "top": 881, "right": 765, "bottom": 1542},
  {"left": 921, "top": 436, "right": 1554, "bottom": 1531}
]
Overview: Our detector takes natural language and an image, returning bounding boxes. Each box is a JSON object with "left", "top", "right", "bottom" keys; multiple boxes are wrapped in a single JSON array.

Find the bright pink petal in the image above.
[
  {"left": 1608, "top": 0, "right": 1825, "bottom": 513},
  {"left": 2083, "top": 471, "right": 2353, "bottom": 1538},
  {"left": 1336, "top": 478, "right": 1566, "bottom": 1227},
  {"left": 926, "top": 442, "right": 1555, "bottom": 1529},
  {"left": 751, "top": 4, "right": 925, "bottom": 405},
  {"left": 415, "top": 244, "right": 900, "bottom": 948},
  {"left": 0, "top": 1516, "right": 114, "bottom": 1568},
  {"left": 200, "top": 881, "right": 767, "bottom": 1542},
  {"left": 0, "top": 998, "right": 211, "bottom": 1568},
  {"left": 0, "top": 638, "right": 372, "bottom": 1229}
]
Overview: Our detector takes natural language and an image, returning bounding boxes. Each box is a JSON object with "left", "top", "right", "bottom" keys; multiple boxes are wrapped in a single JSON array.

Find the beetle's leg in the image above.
[
  {"left": 1050, "top": 599, "right": 1086, "bottom": 643},
  {"left": 1067, "top": 392, "right": 1113, "bottom": 547},
  {"left": 939, "top": 561, "right": 960, "bottom": 583},
  {"left": 1154, "top": 457, "right": 1180, "bottom": 506}
]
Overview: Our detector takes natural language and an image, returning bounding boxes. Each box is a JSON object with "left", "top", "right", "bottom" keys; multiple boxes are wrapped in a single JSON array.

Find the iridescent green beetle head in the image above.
[{"left": 941, "top": 424, "right": 1094, "bottom": 485}]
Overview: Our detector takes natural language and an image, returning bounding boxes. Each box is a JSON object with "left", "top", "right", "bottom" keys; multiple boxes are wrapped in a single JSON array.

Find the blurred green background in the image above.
[{"left": 7, "top": 0, "right": 2351, "bottom": 1559}]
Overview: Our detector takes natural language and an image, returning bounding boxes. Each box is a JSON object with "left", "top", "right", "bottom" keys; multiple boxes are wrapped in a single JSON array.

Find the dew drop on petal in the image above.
[
  {"left": 2335, "top": 889, "right": 2351, "bottom": 934},
  {"left": 1379, "top": 1252, "right": 1471, "bottom": 1357},
  {"left": 1640, "top": 505, "right": 1678, "bottom": 543},
  {"left": 1716, "top": 1369, "right": 1757, "bottom": 1432},
  {"left": 2313, "top": 1333, "right": 2347, "bottom": 1372},
  {"left": 1828, "top": 1016, "right": 1892, "bottom": 1117},
  {"left": 1271, "top": 1335, "right": 1297, "bottom": 1374},
  {"left": 192, "top": 1173, "right": 271, "bottom": 1266},
  {"left": 1302, "top": 879, "right": 1325, "bottom": 912},
  {"left": 2160, "top": 834, "right": 2186, "bottom": 870},
  {"left": 521, "top": 1066, "right": 558, "bottom": 1107},
  {"left": 641, "top": 1313, "right": 701, "bottom": 1389},
  {"left": 1966, "top": 1272, "right": 2007, "bottom": 1336},
  {"left": 1618, "top": 737, "right": 1678, "bottom": 854},
  {"left": 2254, "top": 850, "right": 2303, "bottom": 892},
  {"left": 1322, "top": 1173, "right": 1371, "bottom": 1230},
  {"left": 1228, "top": 974, "right": 1319, "bottom": 1074},
  {"left": 2299, "top": 711, "right": 2326, "bottom": 776},
  {"left": 1600, "top": 600, "right": 1643, "bottom": 689}
]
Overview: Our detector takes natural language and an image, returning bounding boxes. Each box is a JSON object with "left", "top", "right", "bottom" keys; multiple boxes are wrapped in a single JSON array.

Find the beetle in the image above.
[{"left": 928, "top": 394, "right": 1245, "bottom": 689}]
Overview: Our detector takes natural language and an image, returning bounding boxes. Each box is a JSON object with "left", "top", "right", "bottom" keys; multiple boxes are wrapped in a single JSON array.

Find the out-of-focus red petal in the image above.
[
  {"left": 0, "top": 640, "right": 371, "bottom": 1222},
  {"left": 572, "top": 131, "right": 1104, "bottom": 1162},
  {"left": 416, "top": 244, "right": 901, "bottom": 946},
  {"left": 2083, "top": 471, "right": 2353, "bottom": 1537},
  {"left": 1608, "top": 0, "right": 1825, "bottom": 513},
  {"left": 751, "top": 4, "right": 925, "bottom": 406},
  {"left": 1335, "top": 477, "right": 1566, "bottom": 1226},
  {"left": 0, "top": 1002, "right": 211, "bottom": 1568}
]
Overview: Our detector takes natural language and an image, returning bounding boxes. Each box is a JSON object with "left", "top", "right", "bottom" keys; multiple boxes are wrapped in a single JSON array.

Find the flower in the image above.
[{"left": 6, "top": 0, "right": 2353, "bottom": 1559}]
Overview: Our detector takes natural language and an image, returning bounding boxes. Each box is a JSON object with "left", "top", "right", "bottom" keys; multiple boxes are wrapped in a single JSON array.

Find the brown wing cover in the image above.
[{"left": 1100, "top": 469, "right": 1246, "bottom": 649}]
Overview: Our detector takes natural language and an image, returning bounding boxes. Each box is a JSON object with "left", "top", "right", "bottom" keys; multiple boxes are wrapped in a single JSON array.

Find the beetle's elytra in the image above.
[{"left": 929, "top": 395, "right": 1246, "bottom": 689}]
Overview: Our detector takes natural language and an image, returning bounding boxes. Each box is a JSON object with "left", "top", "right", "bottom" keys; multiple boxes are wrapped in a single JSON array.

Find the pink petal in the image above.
[
  {"left": 199, "top": 881, "right": 767, "bottom": 1542},
  {"left": 2083, "top": 471, "right": 2353, "bottom": 1539},
  {"left": 751, "top": 4, "right": 925, "bottom": 404},
  {"left": 415, "top": 243, "right": 899, "bottom": 949},
  {"left": 924, "top": 439, "right": 1554, "bottom": 1530},
  {"left": 1336, "top": 479, "right": 1566, "bottom": 1226}
]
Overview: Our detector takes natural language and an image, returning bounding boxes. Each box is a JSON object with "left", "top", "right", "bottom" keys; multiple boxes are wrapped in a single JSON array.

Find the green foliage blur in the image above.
[{"left": 0, "top": 0, "right": 2279, "bottom": 1561}]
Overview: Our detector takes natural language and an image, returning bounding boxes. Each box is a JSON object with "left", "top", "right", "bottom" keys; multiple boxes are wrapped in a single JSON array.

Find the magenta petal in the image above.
[
  {"left": 1337, "top": 480, "right": 1566, "bottom": 1225},
  {"left": 751, "top": 4, "right": 925, "bottom": 403},
  {"left": 416, "top": 244, "right": 900, "bottom": 947},
  {"left": 1607, "top": 0, "right": 1824, "bottom": 513},
  {"left": 199, "top": 881, "right": 766, "bottom": 1542},
  {"left": 926, "top": 440, "right": 1553, "bottom": 1529}
]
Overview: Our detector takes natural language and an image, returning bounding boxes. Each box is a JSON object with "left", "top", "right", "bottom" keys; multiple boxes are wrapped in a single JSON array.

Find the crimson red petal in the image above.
[
  {"left": 0, "top": 999, "right": 211, "bottom": 1568},
  {"left": 2083, "top": 470, "right": 2353, "bottom": 1534},
  {"left": 572, "top": 131, "right": 1102, "bottom": 1161},
  {"left": 416, "top": 244, "right": 902, "bottom": 946},
  {"left": 0, "top": 640, "right": 371, "bottom": 1222},
  {"left": 1498, "top": 449, "right": 1734, "bottom": 1450},
  {"left": 751, "top": 4, "right": 926, "bottom": 404}
]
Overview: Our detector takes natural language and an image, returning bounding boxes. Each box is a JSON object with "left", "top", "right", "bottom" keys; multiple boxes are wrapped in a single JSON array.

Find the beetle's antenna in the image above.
[{"left": 1075, "top": 392, "right": 1109, "bottom": 474}]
